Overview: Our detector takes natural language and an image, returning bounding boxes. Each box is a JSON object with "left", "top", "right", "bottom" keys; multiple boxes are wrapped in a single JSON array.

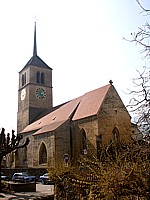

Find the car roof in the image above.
[{"left": 13, "top": 173, "right": 27, "bottom": 175}]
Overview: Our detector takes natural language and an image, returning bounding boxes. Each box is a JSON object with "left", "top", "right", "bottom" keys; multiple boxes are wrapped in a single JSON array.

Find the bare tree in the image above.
[
  {"left": 0, "top": 128, "right": 30, "bottom": 192},
  {"left": 126, "top": 0, "right": 150, "bottom": 141},
  {"left": 129, "top": 0, "right": 150, "bottom": 57},
  {"left": 127, "top": 67, "right": 150, "bottom": 137}
]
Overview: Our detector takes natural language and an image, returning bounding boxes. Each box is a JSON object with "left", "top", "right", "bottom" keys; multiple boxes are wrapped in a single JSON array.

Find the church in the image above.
[{"left": 16, "top": 23, "right": 132, "bottom": 168}]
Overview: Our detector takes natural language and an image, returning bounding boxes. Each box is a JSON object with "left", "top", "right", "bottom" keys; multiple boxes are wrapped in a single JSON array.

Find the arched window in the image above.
[
  {"left": 112, "top": 127, "right": 120, "bottom": 142},
  {"left": 36, "top": 71, "right": 40, "bottom": 83},
  {"left": 24, "top": 72, "right": 26, "bottom": 85},
  {"left": 41, "top": 72, "right": 45, "bottom": 84},
  {"left": 81, "top": 129, "right": 87, "bottom": 154},
  {"left": 22, "top": 74, "right": 24, "bottom": 86},
  {"left": 22, "top": 72, "right": 26, "bottom": 86},
  {"left": 39, "top": 142, "right": 47, "bottom": 165}
]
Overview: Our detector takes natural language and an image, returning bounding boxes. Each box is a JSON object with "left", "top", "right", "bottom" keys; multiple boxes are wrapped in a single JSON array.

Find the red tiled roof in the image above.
[
  {"left": 72, "top": 84, "right": 110, "bottom": 120},
  {"left": 21, "top": 84, "right": 111, "bottom": 135},
  {"left": 32, "top": 121, "right": 66, "bottom": 135},
  {"left": 21, "top": 97, "right": 82, "bottom": 134}
]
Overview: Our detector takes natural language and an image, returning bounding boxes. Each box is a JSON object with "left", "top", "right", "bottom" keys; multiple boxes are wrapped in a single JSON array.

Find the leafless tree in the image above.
[
  {"left": 126, "top": 0, "right": 150, "bottom": 141},
  {"left": 128, "top": 0, "right": 150, "bottom": 57},
  {"left": 0, "top": 128, "right": 30, "bottom": 192},
  {"left": 127, "top": 67, "right": 150, "bottom": 137}
]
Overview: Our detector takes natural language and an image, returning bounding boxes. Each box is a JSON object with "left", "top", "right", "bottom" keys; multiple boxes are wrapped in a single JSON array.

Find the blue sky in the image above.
[{"left": 0, "top": 0, "right": 149, "bottom": 133}]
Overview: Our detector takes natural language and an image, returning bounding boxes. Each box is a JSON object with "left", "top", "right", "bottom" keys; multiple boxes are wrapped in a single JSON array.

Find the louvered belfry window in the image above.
[
  {"left": 36, "top": 71, "right": 45, "bottom": 84},
  {"left": 22, "top": 72, "right": 26, "bottom": 86}
]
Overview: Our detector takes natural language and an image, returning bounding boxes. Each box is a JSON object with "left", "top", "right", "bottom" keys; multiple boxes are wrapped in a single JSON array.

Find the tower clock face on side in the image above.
[
  {"left": 21, "top": 88, "right": 26, "bottom": 101},
  {"left": 36, "top": 88, "right": 46, "bottom": 99}
]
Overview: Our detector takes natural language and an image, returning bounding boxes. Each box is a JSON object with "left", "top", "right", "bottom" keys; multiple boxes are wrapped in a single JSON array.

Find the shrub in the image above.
[{"left": 49, "top": 141, "right": 150, "bottom": 199}]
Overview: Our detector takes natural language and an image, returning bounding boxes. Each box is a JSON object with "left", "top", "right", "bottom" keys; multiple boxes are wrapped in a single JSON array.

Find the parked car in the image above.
[
  {"left": 12, "top": 173, "right": 30, "bottom": 183},
  {"left": 1, "top": 172, "right": 10, "bottom": 181},
  {"left": 40, "top": 173, "right": 52, "bottom": 185},
  {"left": 20, "top": 172, "right": 37, "bottom": 182},
  {"left": 12, "top": 172, "right": 36, "bottom": 183}
]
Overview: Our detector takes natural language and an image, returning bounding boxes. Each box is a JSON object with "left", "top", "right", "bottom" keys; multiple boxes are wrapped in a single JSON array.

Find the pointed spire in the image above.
[{"left": 33, "top": 22, "right": 37, "bottom": 56}]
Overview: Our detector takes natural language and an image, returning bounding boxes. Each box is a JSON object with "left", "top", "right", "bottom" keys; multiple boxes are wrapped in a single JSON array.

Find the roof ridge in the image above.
[{"left": 83, "top": 84, "right": 111, "bottom": 95}]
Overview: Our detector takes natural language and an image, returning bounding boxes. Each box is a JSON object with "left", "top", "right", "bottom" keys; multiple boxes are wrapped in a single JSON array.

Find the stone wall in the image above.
[
  {"left": 18, "top": 65, "right": 53, "bottom": 133},
  {"left": 71, "top": 86, "right": 132, "bottom": 158},
  {"left": 32, "top": 131, "right": 56, "bottom": 167},
  {"left": 98, "top": 85, "right": 131, "bottom": 146},
  {"left": 74, "top": 116, "right": 98, "bottom": 157},
  {"left": 55, "top": 121, "right": 71, "bottom": 167},
  {"left": 9, "top": 182, "right": 36, "bottom": 192}
]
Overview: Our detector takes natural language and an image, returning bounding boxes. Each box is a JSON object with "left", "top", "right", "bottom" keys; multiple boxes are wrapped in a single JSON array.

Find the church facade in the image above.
[{"left": 16, "top": 23, "right": 132, "bottom": 169}]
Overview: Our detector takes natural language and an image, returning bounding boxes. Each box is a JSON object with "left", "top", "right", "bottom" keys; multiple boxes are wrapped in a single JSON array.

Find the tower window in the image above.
[
  {"left": 36, "top": 71, "right": 45, "bottom": 84},
  {"left": 22, "top": 72, "right": 26, "bottom": 86},
  {"left": 36, "top": 71, "right": 40, "bottom": 83},
  {"left": 22, "top": 74, "right": 24, "bottom": 86},
  {"left": 41, "top": 72, "right": 45, "bottom": 84}
]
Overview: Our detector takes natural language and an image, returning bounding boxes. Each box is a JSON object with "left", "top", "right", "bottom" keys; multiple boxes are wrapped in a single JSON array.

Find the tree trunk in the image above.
[{"left": 0, "top": 156, "right": 2, "bottom": 193}]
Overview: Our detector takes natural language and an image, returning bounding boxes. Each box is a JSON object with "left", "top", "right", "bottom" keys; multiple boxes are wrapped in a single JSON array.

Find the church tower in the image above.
[{"left": 17, "top": 23, "right": 53, "bottom": 133}]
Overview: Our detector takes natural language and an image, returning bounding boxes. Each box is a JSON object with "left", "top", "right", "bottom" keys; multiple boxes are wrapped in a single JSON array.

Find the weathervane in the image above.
[{"left": 33, "top": 16, "right": 38, "bottom": 23}]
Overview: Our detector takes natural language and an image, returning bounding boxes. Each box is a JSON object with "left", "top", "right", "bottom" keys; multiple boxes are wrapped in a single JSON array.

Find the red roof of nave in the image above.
[{"left": 21, "top": 84, "right": 111, "bottom": 135}]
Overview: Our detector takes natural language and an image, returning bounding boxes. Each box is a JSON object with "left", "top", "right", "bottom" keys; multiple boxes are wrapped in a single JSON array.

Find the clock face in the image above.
[
  {"left": 21, "top": 88, "right": 26, "bottom": 101},
  {"left": 36, "top": 88, "right": 46, "bottom": 99}
]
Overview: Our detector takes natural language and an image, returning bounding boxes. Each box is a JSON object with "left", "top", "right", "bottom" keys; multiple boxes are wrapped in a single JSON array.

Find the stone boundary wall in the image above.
[{"left": 9, "top": 182, "right": 36, "bottom": 192}]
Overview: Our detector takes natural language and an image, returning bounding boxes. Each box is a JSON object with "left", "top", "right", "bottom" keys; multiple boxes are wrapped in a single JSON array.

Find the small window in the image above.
[
  {"left": 81, "top": 129, "right": 87, "bottom": 154},
  {"left": 22, "top": 74, "right": 24, "bottom": 86},
  {"left": 24, "top": 72, "right": 26, "bottom": 85},
  {"left": 36, "top": 71, "right": 45, "bottom": 84},
  {"left": 39, "top": 142, "right": 47, "bottom": 164},
  {"left": 21, "top": 72, "right": 26, "bottom": 86},
  {"left": 36, "top": 71, "right": 40, "bottom": 83},
  {"left": 41, "top": 72, "right": 45, "bottom": 84},
  {"left": 112, "top": 127, "right": 120, "bottom": 142}
]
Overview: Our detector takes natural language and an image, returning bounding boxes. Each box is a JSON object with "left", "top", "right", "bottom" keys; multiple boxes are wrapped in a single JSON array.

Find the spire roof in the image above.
[
  {"left": 19, "top": 22, "right": 52, "bottom": 73},
  {"left": 33, "top": 22, "right": 37, "bottom": 56}
]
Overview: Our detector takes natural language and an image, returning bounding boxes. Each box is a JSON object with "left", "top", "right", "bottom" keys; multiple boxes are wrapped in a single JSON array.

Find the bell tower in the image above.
[{"left": 17, "top": 22, "right": 53, "bottom": 133}]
